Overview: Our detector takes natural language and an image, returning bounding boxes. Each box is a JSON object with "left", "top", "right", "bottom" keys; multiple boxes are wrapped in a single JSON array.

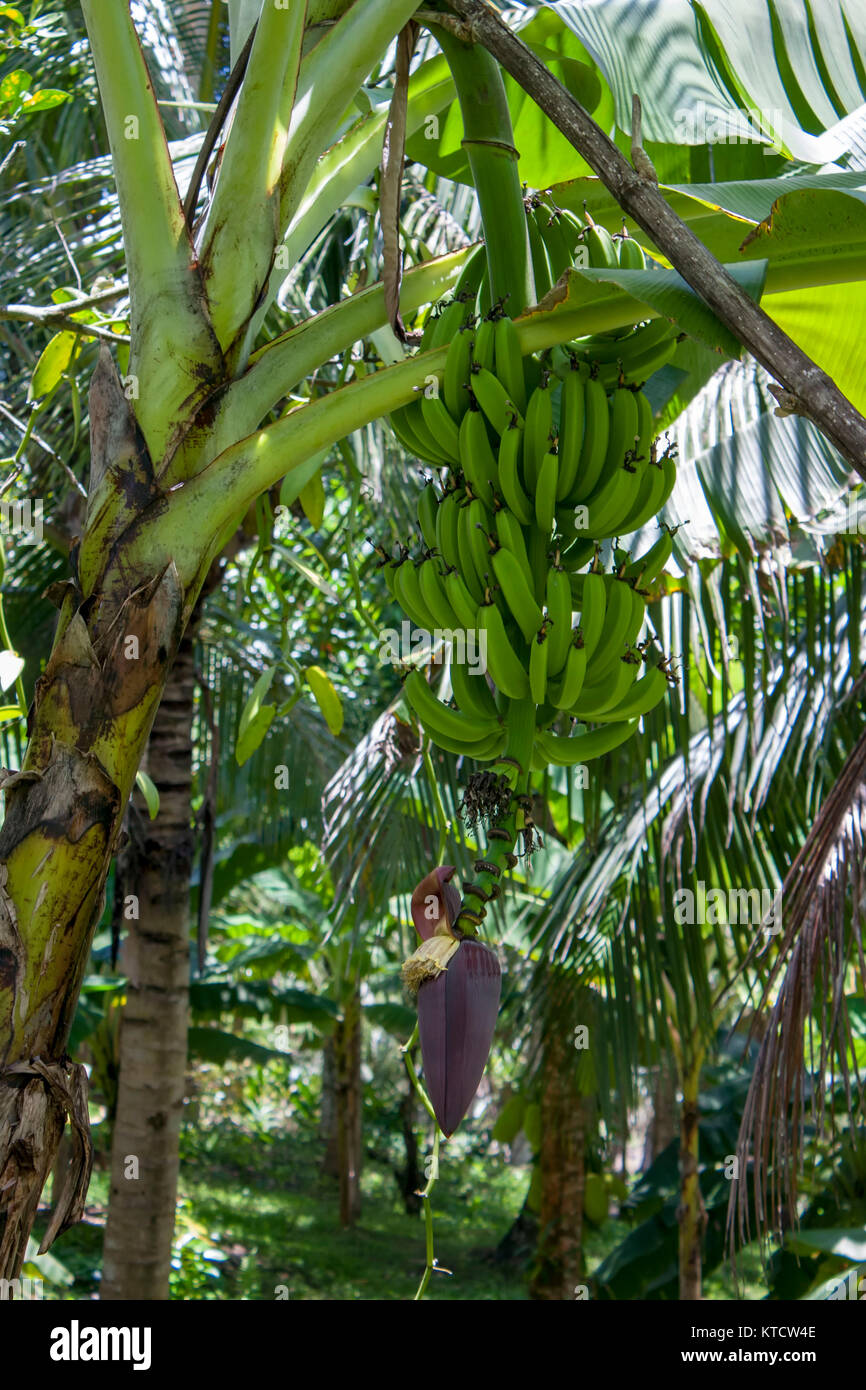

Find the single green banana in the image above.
[
  {"left": 420, "top": 387, "right": 460, "bottom": 463},
  {"left": 559, "top": 537, "right": 595, "bottom": 572},
  {"left": 430, "top": 294, "right": 470, "bottom": 350},
  {"left": 394, "top": 559, "right": 438, "bottom": 630},
  {"left": 573, "top": 652, "right": 639, "bottom": 718},
  {"left": 417, "top": 298, "right": 442, "bottom": 354},
  {"left": 417, "top": 718, "right": 507, "bottom": 761},
  {"left": 459, "top": 406, "right": 499, "bottom": 505},
  {"left": 526, "top": 202, "right": 554, "bottom": 301},
  {"left": 457, "top": 500, "right": 485, "bottom": 603},
  {"left": 595, "top": 578, "right": 640, "bottom": 660},
  {"left": 619, "top": 450, "right": 677, "bottom": 535},
  {"left": 617, "top": 233, "right": 646, "bottom": 270},
  {"left": 583, "top": 220, "right": 618, "bottom": 269},
  {"left": 445, "top": 567, "right": 481, "bottom": 628},
  {"left": 585, "top": 460, "right": 642, "bottom": 540},
  {"left": 624, "top": 528, "right": 673, "bottom": 587},
  {"left": 452, "top": 240, "right": 487, "bottom": 303},
  {"left": 534, "top": 203, "right": 573, "bottom": 281},
  {"left": 633, "top": 387, "right": 654, "bottom": 467},
  {"left": 523, "top": 377, "right": 554, "bottom": 492},
  {"left": 472, "top": 316, "right": 496, "bottom": 373},
  {"left": 570, "top": 374, "right": 609, "bottom": 502},
  {"left": 491, "top": 545, "right": 545, "bottom": 643},
  {"left": 417, "top": 483, "right": 439, "bottom": 551},
  {"left": 586, "top": 664, "right": 668, "bottom": 722},
  {"left": 493, "top": 313, "right": 528, "bottom": 413},
  {"left": 435, "top": 488, "right": 462, "bottom": 571},
  {"left": 477, "top": 260, "right": 491, "bottom": 318},
  {"left": 535, "top": 451, "right": 559, "bottom": 533},
  {"left": 545, "top": 565, "right": 573, "bottom": 676},
  {"left": 477, "top": 600, "right": 531, "bottom": 700},
  {"left": 450, "top": 653, "right": 500, "bottom": 722},
  {"left": 527, "top": 526, "right": 550, "bottom": 605},
  {"left": 405, "top": 667, "right": 501, "bottom": 745},
  {"left": 557, "top": 366, "right": 585, "bottom": 500},
  {"left": 468, "top": 496, "right": 496, "bottom": 590},
  {"left": 495, "top": 507, "right": 534, "bottom": 588},
  {"left": 381, "top": 553, "right": 399, "bottom": 598},
  {"left": 577, "top": 570, "right": 607, "bottom": 661},
  {"left": 604, "top": 386, "right": 640, "bottom": 477},
  {"left": 471, "top": 364, "right": 522, "bottom": 436},
  {"left": 529, "top": 626, "right": 550, "bottom": 705},
  {"left": 496, "top": 422, "right": 534, "bottom": 525},
  {"left": 534, "top": 718, "right": 639, "bottom": 765},
  {"left": 443, "top": 324, "right": 476, "bottom": 423},
  {"left": 549, "top": 637, "right": 587, "bottom": 709},
  {"left": 418, "top": 556, "right": 461, "bottom": 630}
]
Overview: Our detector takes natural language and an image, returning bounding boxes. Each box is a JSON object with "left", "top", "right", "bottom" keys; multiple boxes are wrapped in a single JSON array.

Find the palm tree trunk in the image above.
[
  {"left": 644, "top": 1061, "right": 678, "bottom": 1165},
  {"left": 320, "top": 1037, "right": 339, "bottom": 1177},
  {"left": 529, "top": 1024, "right": 586, "bottom": 1300},
  {"left": 334, "top": 985, "right": 362, "bottom": 1227},
  {"left": 677, "top": 1057, "right": 705, "bottom": 1301},
  {"left": 100, "top": 627, "right": 196, "bottom": 1300}
]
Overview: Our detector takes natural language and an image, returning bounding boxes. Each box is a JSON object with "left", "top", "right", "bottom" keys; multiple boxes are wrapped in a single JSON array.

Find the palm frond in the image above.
[{"left": 731, "top": 722, "right": 866, "bottom": 1248}]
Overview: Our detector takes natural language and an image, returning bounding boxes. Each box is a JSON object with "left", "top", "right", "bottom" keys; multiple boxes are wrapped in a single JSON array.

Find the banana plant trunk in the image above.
[
  {"left": 100, "top": 623, "right": 197, "bottom": 1300},
  {"left": 0, "top": 537, "right": 183, "bottom": 1280},
  {"left": 529, "top": 1023, "right": 586, "bottom": 1300}
]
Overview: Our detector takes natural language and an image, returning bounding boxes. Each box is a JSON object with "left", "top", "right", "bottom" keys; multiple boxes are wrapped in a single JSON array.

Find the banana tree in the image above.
[
  {"left": 5, "top": 0, "right": 866, "bottom": 1291},
  {"left": 0, "top": 0, "right": 466, "bottom": 1280},
  {"left": 0, "top": 0, "right": 624, "bottom": 1277}
]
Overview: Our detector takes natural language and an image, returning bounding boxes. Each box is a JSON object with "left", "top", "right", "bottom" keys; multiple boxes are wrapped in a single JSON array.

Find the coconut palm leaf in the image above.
[{"left": 730, "top": 720, "right": 866, "bottom": 1247}]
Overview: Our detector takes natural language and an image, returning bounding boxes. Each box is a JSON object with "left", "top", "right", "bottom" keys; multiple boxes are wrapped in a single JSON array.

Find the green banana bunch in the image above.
[{"left": 379, "top": 284, "right": 676, "bottom": 780}]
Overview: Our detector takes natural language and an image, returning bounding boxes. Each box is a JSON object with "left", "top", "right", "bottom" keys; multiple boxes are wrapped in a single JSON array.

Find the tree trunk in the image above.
[
  {"left": 0, "top": 541, "right": 184, "bottom": 1279},
  {"left": 334, "top": 985, "right": 362, "bottom": 1227},
  {"left": 529, "top": 1024, "right": 586, "bottom": 1301},
  {"left": 100, "top": 626, "right": 196, "bottom": 1300},
  {"left": 677, "top": 1058, "right": 705, "bottom": 1301},
  {"left": 491, "top": 1191, "right": 537, "bottom": 1268},
  {"left": 642, "top": 1060, "right": 677, "bottom": 1167},
  {"left": 319, "top": 1037, "right": 339, "bottom": 1177}
]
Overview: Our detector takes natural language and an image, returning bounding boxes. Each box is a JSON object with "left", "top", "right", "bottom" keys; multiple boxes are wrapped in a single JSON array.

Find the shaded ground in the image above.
[{"left": 33, "top": 1116, "right": 765, "bottom": 1301}]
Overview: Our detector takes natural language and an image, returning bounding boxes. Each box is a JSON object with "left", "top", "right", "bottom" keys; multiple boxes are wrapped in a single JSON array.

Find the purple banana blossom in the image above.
[{"left": 407, "top": 867, "right": 501, "bottom": 1137}]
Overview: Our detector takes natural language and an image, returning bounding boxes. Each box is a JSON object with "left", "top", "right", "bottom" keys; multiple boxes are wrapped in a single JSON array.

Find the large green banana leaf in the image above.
[{"left": 559, "top": 0, "right": 866, "bottom": 163}]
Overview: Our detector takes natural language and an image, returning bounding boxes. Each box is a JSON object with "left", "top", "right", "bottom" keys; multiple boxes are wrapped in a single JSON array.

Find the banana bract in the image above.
[{"left": 417, "top": 937, "right": 502, "bottom": 1138}]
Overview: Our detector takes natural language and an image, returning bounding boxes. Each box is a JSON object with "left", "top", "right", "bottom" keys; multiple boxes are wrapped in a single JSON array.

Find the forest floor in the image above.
[{"left": 31, "top": 1114, "right": 765, "bottom": 1300}]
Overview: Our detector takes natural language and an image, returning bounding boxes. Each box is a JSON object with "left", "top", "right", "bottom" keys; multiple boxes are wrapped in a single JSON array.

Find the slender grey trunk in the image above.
[{"left": 100, "top": 628, "right": 196, "bottom": 1300}]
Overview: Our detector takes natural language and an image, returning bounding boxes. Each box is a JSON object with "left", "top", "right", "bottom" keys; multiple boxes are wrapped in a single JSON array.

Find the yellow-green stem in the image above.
[{"left": 432, "top": 26, "right": 533, "bottom": 315}]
